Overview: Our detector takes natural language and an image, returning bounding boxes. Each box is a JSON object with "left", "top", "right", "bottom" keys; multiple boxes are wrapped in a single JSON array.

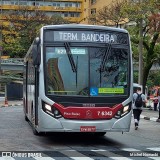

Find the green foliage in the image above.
[
  {"left": 126, "top": 26, "right": 139, "bottom": 60},
  {"left": 123, "top": 0, "right": 157, "bottom": 23},
  {"left": 88, "top": 0, "right": 127, "bottom": 27},
  {"left": 2, "top": 6, "right": 70, "bottom": 58},
  {"left": 147, "top": 71, "right": 160, "bottom": 88},
  {"left": 124, "top": 0, "right": 160, "bottom": 91},
  {"left": 133, "top": 71, "right": 138, "bottom": 83},
  {"left": 88, "top": 0, "right": 160, "bottom": 91}
]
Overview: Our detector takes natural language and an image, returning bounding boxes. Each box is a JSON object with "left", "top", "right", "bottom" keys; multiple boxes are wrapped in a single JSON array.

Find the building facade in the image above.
[
  {"left": 82, "top": 0, "right": 113, "bottom": 24},
  {"left": 0, "top": 0, "right": 84, "bottom": 23},
  {"left": 0, "top": 0, "right": 120, "bottom": 24}
]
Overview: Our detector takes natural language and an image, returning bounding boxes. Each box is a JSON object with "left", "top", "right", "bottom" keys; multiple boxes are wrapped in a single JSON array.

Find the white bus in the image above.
[{"left": 23, "top": 24, "right": 133, "bottom": 136}]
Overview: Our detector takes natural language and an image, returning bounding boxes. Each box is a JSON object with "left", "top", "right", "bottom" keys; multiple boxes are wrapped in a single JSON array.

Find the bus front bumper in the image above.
[{"left": 37, "top": 109, "right": 132, "bottom": 133}]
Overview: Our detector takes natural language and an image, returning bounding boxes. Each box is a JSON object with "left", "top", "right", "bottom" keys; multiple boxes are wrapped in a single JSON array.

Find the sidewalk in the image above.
[
  {"left": 0, "top": 99, "right": 23, "bottom": 107},
  {"left": 141, "top": 107, "right": 160, "bottom": 122}
]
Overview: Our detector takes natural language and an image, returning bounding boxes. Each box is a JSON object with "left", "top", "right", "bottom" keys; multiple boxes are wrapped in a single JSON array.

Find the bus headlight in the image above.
[
  {"left": 114, "top": 104, "right": 131, "bottom": 119},
  {"left": 121, "top": 105, "right": 129, "bottom": 116},
  {"left": 123, "top": 105, "right": 129, "bottom": 113},
  {"left": 45, "top": 104, "right": 52, "bottom": 111},
  {"left": 43, "top": 102, "right": 62, "bottom": 119}
]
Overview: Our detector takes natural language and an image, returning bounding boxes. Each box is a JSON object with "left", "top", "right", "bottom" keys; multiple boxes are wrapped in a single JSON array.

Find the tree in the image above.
[
  {"left": 123, "top": 0, "right": 160, "bottom": 93},
  {"left": 2, "top": 6, "right": 70, "bottom": 58},
  {"left": 147, "top": 71, "right": 160, "bottom": 89},
  {"left": 88, "top": 0, "right": 127, "bottom": 27},
  {"left": 87, "top": 0, "right": 160, "bottom": 92}
]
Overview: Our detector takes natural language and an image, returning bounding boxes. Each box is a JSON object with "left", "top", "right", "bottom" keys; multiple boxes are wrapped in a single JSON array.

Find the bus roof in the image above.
[{"left": 42, "top": 24, "right": 128, "bottom": 34}]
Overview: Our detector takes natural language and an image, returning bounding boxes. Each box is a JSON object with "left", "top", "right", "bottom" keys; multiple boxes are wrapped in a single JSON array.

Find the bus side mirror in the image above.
[{"left": 33, "top": 37, "right": 41, "bottom": 66}]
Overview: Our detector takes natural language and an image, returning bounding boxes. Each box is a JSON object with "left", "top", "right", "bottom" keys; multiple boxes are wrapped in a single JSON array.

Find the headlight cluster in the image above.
[
  {"left": 114, "top": 103, "right": 131, "bottom": 119},
  {"left": 42, "top": 102, "right": 62, "bottom": 119}
]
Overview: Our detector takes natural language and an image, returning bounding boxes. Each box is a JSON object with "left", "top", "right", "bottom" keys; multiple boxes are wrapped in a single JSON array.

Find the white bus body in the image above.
[{"left": 23, "top": 24, "right": 133, "bottom": 135}]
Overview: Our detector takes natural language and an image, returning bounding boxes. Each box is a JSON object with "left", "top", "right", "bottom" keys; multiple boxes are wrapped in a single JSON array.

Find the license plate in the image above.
[{"left": 80, "top": 126, "right": 96, "bottom": 132}]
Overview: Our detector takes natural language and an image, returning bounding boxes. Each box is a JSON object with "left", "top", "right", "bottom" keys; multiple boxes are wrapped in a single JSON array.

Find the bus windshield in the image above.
[{"left": 45, "top": 45, "right": 129, "bottom": 96}]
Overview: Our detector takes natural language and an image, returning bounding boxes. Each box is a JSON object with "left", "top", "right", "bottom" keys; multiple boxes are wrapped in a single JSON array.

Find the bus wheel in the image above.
[
  {"left": 94, "top": 132, "right": 106, "bottom": 137},
  {"left": 32, "top": 127, "right": 41, "bottom": 136},
  {"left": 32, "top": 126, "right": 44, "bottom": 136}
]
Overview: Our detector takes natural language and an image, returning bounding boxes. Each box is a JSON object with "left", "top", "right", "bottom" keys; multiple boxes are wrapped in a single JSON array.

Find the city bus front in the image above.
[{"left": 38, "top": 26, "right": 133, "bottom": 134}]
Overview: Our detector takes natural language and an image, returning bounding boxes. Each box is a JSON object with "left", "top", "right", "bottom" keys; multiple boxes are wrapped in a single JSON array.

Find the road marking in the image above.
[
  {"left": 0, "top": 151, "right": 15, "bottom": 160},
  {"left": 110, "top": 157, "right": 132, "bottom": 160},
  {"left": 0, "top": 157, "right": 15, "bottom": 160},
  {"left": 91, "top": 149, "right": 106, "bottom": 151},
  {"left": 91, "top": 149, "right": 132, "bottom": 160},
  {"left": 1, "top": 147, "right": 159, "bottom": 160},
  {"left": 147, "top": 147, "right": 160, "bottom": 151},
  {"left": 34, "top": 157, "right": 55, "bottom": 160},
  {"left": 122, "top": 147, "right": 160, "bottom": 160},
  {"left": 59, "top": 150, "right": 94, "bottom": 160},
  {"left": 146, "top": 147, "right": 160, "bottom": 160},
  {"left": 68, "top": 158, "right": 93, "bottom": 160},
  {"left": 0, "top": 158, "right": 15, "bottom": 160},
  {"left": 149, "top": 158, "right": 160, "bottom": 160},
  {"left": 121, "top": 148, "right": 140, "bottom": 152}
]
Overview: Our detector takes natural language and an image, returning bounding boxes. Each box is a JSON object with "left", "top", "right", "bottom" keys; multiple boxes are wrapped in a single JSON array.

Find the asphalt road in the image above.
[{"left": 0, "top": 105, "right": 160, "bottom": 160}]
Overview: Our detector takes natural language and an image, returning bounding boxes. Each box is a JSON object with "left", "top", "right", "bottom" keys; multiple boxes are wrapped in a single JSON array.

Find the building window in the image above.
[
  {"left": 91, "top": 8, "right": 96, "bottom": 14},
  {"left": 91, "top": 0, "right": 96, "bottom": 5},
  {"left": 19, "top": 2, "right": 27, "bottom": 5},
  {"left": 70, "top": 13, "right": 74, "bottom": 17},
  {"left": 65, "top": 2, "right": 72, "bottom": 7},
  {"left": 64, "top": 13, "right": 68, "bottom": 17},
  {"left": 57, "top": 3, "right": 60, "bottom": 7},
  {"left": 75, "top": 3, "right": 79, "bottom": 7},
  {"left": 65, "top": 3, "right": 68, "bottom": 7}
]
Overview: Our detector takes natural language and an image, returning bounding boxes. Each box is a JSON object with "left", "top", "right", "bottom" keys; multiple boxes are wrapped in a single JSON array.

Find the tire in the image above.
[
  {"left": 24, "top": 115, "right": 29, "bottom": 122},
  {"left": 32, "top": 127, "right": 39, "bottom": 135},
  {"left": 32, "top": 126, "right": 43, "bottom": 136}
]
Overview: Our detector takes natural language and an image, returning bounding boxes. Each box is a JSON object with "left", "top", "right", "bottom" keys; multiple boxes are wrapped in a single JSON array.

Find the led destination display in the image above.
[{"left": 45, "top": 30, "right": 128, "bottom": 44}]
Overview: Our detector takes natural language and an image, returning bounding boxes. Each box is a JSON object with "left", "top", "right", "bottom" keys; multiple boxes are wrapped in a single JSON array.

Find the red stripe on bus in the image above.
[{"left": 53, "top": 103, "right": 123, "bottom": 120}]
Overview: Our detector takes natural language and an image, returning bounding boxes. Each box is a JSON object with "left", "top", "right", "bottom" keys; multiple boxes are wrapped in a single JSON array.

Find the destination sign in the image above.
[
  {"left": 44, "top": 30, "right": 128, "bottom": 44},
  {"left": 53, "top": 31, "right": 117, "bottom": 43}
]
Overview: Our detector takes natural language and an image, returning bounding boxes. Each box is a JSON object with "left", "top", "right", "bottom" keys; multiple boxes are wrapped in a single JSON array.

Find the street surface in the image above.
[{"left": 0, "top": 105, "right": 160, "bottom": 160}]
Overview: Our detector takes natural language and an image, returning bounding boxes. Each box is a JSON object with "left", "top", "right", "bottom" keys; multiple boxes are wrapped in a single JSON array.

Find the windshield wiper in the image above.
[
  {"left": 100, "top": 43, "right": 112, "bottom": 72},
  {"left": 64, "top": 42, "right": 77, "bottom": 73}
]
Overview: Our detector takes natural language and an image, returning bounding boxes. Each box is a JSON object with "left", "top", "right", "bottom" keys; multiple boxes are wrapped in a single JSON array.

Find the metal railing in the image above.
[{"left": 1, "top": 58, "right": 23, "bottom": 64}]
